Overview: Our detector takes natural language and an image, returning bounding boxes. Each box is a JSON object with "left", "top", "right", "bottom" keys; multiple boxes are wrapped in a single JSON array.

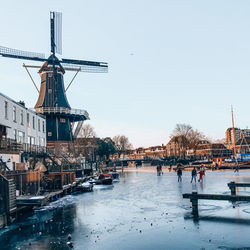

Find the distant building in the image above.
[
  {"left": 195, "top": 142, "right": 231, "bottom": 158},
  {"left": 235, "top": 136, "right": 250, "bottom": 154},
  {"left": 225, "top": 128, "right": 240, "bottom": 148},
  {"left": 124, "top": 145, "right": 166, "bottom": 160},
  {"left": 126, "top": 147, "right": 146, "bottom": 160},
  {"left": 226, "top": 128, "right": 250, "bottom": 149},
  {"left": 241, "top": 129, "right": 250, "bottom": 138},
  {"left": 144, "top": 145, "right": 166, "bottom": 158},
  {"left": 165, "top": 136, "right": 188, "bottom": 157}
]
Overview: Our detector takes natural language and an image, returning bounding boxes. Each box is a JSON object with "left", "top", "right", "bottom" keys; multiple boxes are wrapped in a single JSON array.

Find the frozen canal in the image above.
[{"left": 2, "top": 167, "right": 250, "bottom": 249}]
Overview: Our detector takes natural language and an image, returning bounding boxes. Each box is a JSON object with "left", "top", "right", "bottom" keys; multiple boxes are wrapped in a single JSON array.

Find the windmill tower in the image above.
[{"left": 0, "top": 12, "right": 108, "bottom": 152}]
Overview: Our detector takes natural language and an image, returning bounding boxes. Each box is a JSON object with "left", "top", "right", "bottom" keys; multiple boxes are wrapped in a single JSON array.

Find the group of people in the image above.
[
  {"left": 190, "top": 167, "right": 205, "bottom": 183},
  {"left": 176, "top": 166, "right": 205, "bottom": 183},
  {"left": 156, "top": 164, "right": 206, "bottom": 182}
]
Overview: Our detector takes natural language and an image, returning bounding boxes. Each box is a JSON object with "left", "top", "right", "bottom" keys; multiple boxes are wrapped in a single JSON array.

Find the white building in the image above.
[
  {"left": 0, "top": 91, "right": 46, "bottom": 147},
  {"left": 241, "top": 129, "right": 250, "bottom": 138}
]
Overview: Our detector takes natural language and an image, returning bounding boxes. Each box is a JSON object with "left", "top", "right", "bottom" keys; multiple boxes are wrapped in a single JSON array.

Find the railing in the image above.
[
  {"left": 34, "top": 107, "right": 89, "bottom": 119},
  {"left": 0, "top": 138, "right": 22, "bottom": 153},
  {"left": 22, "top": 144, "right": 52, "bottom": 154},
  {"left": 0, "top": 138, "right": 51, "bottom": 154}
]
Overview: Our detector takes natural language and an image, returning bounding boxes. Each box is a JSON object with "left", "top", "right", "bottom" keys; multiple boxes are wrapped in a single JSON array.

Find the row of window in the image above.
[
  {"left": 13, "top": 129, "right": 45, "bottom": 146},
  {"left": 4, "top": 101, "right": 45, "bottom": 133}
]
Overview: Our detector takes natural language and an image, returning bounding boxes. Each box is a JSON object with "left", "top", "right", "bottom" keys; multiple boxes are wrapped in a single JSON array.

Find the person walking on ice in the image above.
[
  {"left": 198, "top": 166, "right": 205, "bottom": 182},
  {"left": 191, "top": 167, "right": 197, "bottom": 183},
  {"left": 177, "top": 167, "right": 182, "bottom": 182}
]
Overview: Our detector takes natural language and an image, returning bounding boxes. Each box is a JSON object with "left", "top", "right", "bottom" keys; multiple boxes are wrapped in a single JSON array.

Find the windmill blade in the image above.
[
  {"left": 61, "top": 58, "right": 108, "bottom": 73},
  {"left": 0, "top": 46, "right": 46, "bottom": 62},
  {"left": 50, "top": 11, "right": 62, "bottom": 55},
  {"left": 61, "top": 63, "right": 108, "bottom": 73}
]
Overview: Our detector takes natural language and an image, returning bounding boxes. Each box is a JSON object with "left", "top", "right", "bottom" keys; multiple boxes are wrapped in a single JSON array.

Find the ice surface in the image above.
[{"left": 2, "top": 167, "right": 250, "bottom": 249}]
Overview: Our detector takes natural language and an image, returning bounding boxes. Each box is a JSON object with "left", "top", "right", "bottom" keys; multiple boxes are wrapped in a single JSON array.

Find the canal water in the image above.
[{"left": 1, "top": 167, "right": 250, "bottom": 249}]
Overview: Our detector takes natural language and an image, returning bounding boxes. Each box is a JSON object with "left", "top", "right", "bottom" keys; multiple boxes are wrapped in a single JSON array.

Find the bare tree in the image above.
[
  {"left": 171, "top": 124, "right": 206, "bottom": 155},
  {"left": 187, "top": 129, "right": 206, "bottom": 149},
  {"left": 78, "top": 124, "right": 96, "bottom": 138},
  {"left": 172, "top": 124, "right": 193, "bottom": 138},
  {"left": 113, "top": 135, "right": 133, "bottom": 157}
]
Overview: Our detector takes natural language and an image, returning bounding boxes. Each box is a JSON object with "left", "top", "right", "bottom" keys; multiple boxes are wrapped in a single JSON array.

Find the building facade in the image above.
[
  {"left": 235, "top": 136, "right": 250, "bottom": 154},
  {"left": 0, "top": 91, "right": 46, "bottom": 147},
  {"left": 225, "top": 128, "right": 250, "bottom": 149},
  {"left": 165, "top": 136, "right": 188, "bottom": 157},
  {"left": 195, "top": 142, "right": 231, "bottom": 158}
]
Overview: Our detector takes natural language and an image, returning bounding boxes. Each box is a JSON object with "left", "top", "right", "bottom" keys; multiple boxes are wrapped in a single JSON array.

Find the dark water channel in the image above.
[{"left": 2, "top": 168, "right": 250, "bottom": 249}]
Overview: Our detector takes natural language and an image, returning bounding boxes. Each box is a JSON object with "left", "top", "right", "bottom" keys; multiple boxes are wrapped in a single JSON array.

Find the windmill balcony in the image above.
[{"left": 34, "top": 107, "right": 89, "bottom": 119}]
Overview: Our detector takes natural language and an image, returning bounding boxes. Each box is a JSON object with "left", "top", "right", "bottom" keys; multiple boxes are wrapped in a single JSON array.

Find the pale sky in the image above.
[{"left": 0, "top": 0, "right": 250, "bottom": 148}]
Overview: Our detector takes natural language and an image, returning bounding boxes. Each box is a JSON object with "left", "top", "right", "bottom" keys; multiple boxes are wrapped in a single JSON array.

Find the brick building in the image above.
[{"left": 165, "top": 135, "right": 188, "bottom": 157}]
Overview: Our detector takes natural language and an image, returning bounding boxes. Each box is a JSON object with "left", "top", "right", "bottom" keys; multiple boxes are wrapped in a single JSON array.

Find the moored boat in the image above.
[
  {"left": 109, "top": 172, "right": 119, "bottom": 179},
  {"left": 89, "top": 173, "right": 113, "bottom": 185},
  {"left": 89, "top": 178, "right": 113, "bottom": 185},
  {"left": 76, "top": 182, "right": 93, "bottom": 192}
]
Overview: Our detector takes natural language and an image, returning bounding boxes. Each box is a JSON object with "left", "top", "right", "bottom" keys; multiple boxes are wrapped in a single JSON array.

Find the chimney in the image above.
[{"left": 18, "top": 101, "right": 25, "bottom": 107}]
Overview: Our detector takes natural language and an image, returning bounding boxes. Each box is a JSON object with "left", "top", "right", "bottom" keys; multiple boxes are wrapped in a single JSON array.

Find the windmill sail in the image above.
[
  {"left": 0, "top": 46, "right": 45, "bottom": 61},
  {"left": 50, "top": 11, "right": 62, "bottom": 55},
  {"left": 61, "top": 58, "right": 108, "bottom": 73}
]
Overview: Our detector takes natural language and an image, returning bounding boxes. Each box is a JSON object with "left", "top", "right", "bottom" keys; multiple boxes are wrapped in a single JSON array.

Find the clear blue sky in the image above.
[{"left": 0, "top": 0, "right": 250, "bottom": 148}]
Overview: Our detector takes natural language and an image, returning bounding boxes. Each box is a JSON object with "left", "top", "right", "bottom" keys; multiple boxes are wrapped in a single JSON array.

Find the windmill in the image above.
[{"left": 0, "top": 12, "right": 108, "bottom": 146}]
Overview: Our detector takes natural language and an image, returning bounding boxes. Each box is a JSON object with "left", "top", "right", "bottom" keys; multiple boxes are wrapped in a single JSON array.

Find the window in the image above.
[
  {"left": 20, "top": 110, "right": 24, "bottom": 125},
  {"left": 4, "top": 101, "right": 8, "bottom": 119},
  {"left": 40, "top": 138, "right": 45, "bottom": 147},
  {"left": 38, "top": 119, "right": 40, "bottom": 132},
  {"left": 13, "top": 129, "right": 17, "bottom": 141},
  {"left": 28, "top": 136, "right": 35, "bottom": 145},
  {"left": 48, "top": 132, "right": 52, "bottom": 136},
  {"left": 32, "top": 116, "right": 35, "bottom": 129},
  {"left": 27, "top": 113, "right": 30, "bottom": 127},
  {"left": 17, "top": 131, "right": 25, "bottom": 143},
  {"left": 13, "top": 106, "right": 16, "bottom": 122},
  {"left": 42, "top": 121, "right": 45, "bottom": 133},
  {"left": 32, "top": 137, "right": 35, "bottom": 145}
]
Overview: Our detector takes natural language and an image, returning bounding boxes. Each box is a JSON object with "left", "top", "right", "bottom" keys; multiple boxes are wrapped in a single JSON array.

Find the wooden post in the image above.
[
  {"left": 191, "top": 191, "right": 199, "bottom": 217},
  {"left": 228, "top": 182, "right": 236, "bottom": 195}
]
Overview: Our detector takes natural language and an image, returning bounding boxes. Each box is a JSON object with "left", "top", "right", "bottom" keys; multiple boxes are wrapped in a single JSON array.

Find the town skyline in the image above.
[{"left": 1, "top": 1, "right": 250, "bottom": 148}]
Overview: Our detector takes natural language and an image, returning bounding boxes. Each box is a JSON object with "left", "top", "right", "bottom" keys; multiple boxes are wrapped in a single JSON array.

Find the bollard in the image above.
[{"left": 191, "top": 192, "right": 199, "bottom": 217}]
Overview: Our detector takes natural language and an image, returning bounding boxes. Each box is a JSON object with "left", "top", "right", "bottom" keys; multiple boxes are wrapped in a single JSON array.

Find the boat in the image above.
[
  {"left": 89, "top": 178, "right": 113, "bottom": 185},
  {"left": 89, "top": 173, "right": 113, "bottom": 185},
  {"left": 108, "top": 172, "right": 119, "bottom": 179},
  {"left": 76, "top": 182, "right": 93, "bottom": 192}
]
